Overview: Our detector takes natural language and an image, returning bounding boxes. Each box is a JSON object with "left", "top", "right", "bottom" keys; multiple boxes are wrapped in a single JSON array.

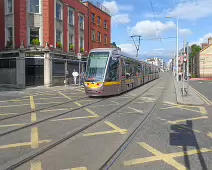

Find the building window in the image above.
[
  {"left": 69, "top": 9, "right": 74, "bottom": 25},
  {"left": 7, "top": 0, "right": 13, "bottom": 14},
  {"left": 56, "top": 30, "right": 61, "bottom": 43},
  {"left": 56, "top": 2, "right": 62, "bottom": 20},
  {"left": 56, "top": 30, "right": 62, "bottom": 48},
  {"left": 104, "top": 20, "right": 107, "bottom": 28},
  {"left": 80, "top": 38, "right": 84, "bottom": 52},
  {"left": 79, "top": 16, "right": 84, "bottom": 30},
  {"left": 91, "top": 13, "right": 95, "bottom": 23},
  {"left": 97, "top": 32, "right": 101, "bottom": 42},
  {"left": 30, "top": 27, "right": 40, "bottom": 45},
  {"left": 69, "top": 34, "right": 74, "bottom": 51},
  {"left": 6, "top": 27, "right": 13, "bottom": 47},
  {"left": 97, "top": 16, "right": 101, "bottom": 26},
  {"left": 104, "top": 34, "right": 107, "bottom": 44},
  {"left": 92, "top": 30, "right": 95, "bottom": 41},
  {"left": 29, "top": 0, "right": 39, "bottom": 13}
]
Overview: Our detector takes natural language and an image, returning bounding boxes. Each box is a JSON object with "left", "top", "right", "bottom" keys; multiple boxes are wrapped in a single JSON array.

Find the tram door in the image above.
[{"left": 120, "top": 58, "right": 126, "bottom": 92}]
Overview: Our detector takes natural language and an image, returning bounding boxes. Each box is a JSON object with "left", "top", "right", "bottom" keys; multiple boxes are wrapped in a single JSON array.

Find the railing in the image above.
[{"left": 87, "top": 0, "right": 110, "bottom": 15}]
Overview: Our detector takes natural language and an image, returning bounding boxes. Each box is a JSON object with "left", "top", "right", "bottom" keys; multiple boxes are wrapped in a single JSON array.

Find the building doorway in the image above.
[{"left": 25, "top": 58, "right": 44, "bottom": 86}]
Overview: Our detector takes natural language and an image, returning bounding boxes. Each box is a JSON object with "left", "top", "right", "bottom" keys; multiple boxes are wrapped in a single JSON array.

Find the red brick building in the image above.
[
  {"left": 0, "top": 0, "right": 111, "bottom": 87},
  {"left": 84, "top": 1, "right": 111, "bottom": 49}
]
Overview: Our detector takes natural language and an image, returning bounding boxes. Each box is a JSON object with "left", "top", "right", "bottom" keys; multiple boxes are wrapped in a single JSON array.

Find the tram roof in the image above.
[{"left": 90, "top": 48, "right": 159, "bottom": 68}]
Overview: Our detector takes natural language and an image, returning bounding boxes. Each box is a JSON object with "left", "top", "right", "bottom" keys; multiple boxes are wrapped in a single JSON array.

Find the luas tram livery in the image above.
[{"left": 84, "top": 48, "right": 159, "bottom": 96}]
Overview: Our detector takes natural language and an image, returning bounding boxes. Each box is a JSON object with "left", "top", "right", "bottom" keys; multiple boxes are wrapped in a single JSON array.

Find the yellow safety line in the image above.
[
  {"left": 124, "top": 142, "right": 212, "bottom": 170},
  {"left": 0, "top": 104, "right": 30, "bottom": 108},
  {"left": 71, "top": 167, "right": 87, "bottom": 170},
  {"left": 51, "top": 116, "right": 96, "bottom": 122},
  {"left": 0, "top": 113, "right": 19, "bottom": 116},
  {"left": 31, "top": 127, "right": 39, "bottom": 149},
  {"left": 30, "top": 96, "right": 36, "bottom": 110},
  {"left": 0, "top": 140, "right": 51, "bottom": 149},
  {"left": 40, "top": 108, "right": 72, "bottom": 112},
  {"left": 168, "top": 116, "right": 208, "bottom": 124},
  {"left": 84, "top": 108, "right": 99, "bottom": 117},
  {"left": 105, "top": 121, "right": 128, "bottom": 134},
  {"left": 0, "top": 123, "right": 27, "bottom": 128},
  {"left": 31, "top": 161, "right": 42, "bottom": 170},
  {"left": 58, "top": 92, "right": 72, "bottom": 100},
  {"left": 192, "top": 87, "right": 212, "bottom": 105}
]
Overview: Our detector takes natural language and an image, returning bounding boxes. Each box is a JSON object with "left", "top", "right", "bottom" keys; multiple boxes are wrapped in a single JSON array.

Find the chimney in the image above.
[{"left": 208, "top": 36, "right": 212, "bottom": 46}]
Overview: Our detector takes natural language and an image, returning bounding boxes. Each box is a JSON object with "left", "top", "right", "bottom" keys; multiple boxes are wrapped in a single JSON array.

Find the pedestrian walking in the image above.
[
  {"left": 80, "top": 71, "right": 85, "bottom": 86},
  {"left": 72, "top": 69, "right": 79, "bottom": 85}
]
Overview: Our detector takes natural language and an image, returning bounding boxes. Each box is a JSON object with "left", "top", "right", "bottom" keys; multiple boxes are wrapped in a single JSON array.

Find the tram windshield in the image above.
[{"left": 85, "top": 52, "right": 109, "bottom": 82}]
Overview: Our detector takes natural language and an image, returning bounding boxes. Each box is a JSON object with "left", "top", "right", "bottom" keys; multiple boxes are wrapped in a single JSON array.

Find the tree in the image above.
[
  {"left": 190, "top": 44, "right": 201, "bottom": 58},
  {"left": 111, "top": 42, "right": 117, "bottom": 48}
]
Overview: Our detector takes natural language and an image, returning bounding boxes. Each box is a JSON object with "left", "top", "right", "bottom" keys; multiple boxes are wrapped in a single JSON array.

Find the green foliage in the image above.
[
  {"left": 56, "top": 41, "right": 62, "bottom": 48},
  {"left": 190, "top": 44, "right": 201, "bottom": 58},
  {"left": 111, "top": 42, "right": 117, "bottom": 47},
  {"left": 80, "top": 47, "right": 84, "bottom": 52},
  {"left": 191, "top": 74, "right": 197, "bottom": 78},
  {"left": 31, "top": 38, "right": 40, "bottom": 45},
  {"left": 69, "top": 43, "right": 74, "bottom": 50}
]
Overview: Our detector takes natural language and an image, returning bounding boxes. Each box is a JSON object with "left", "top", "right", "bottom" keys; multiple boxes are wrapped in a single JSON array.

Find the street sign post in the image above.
[{"left": 77, "top": 53, "right": 82, "bottom": 86}]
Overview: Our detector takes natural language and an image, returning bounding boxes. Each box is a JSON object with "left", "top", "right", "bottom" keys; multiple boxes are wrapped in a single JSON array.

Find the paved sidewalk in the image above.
[{"left": 173, "top": 77, "right": 204, "bottom": 105}]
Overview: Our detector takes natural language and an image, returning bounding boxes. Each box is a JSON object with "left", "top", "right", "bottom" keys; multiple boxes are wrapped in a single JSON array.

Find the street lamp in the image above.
[{"left": 166, "top": 16, "right": 179, "bottom": 82}]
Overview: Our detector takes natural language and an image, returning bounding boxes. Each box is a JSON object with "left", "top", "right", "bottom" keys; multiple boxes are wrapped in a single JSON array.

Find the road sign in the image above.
[{"left": 77, "top": 53, "right": 82, "bottom": 59}]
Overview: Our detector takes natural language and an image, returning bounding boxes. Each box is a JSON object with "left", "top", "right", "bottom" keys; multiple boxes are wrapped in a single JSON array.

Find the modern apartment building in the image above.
[{"left": 0, "top": 0, "right": 111, "bottom": 87}]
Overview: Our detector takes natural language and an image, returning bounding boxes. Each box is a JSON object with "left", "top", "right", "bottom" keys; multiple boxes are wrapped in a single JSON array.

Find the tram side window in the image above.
[
  {"left": 121, "top": 58, "right": 126, "bottom": 77},
  {"left": 105, "top": 57, "right": 119, "bottom": 81},
  {"left": 137, "top": 64, "right": 141, "bottom": 75},
  {"left": 0, "top": 59, "right": 16, "bottom": 68},
  {"left": 126, "top": 63, "right": 132, "bottom": 78}
]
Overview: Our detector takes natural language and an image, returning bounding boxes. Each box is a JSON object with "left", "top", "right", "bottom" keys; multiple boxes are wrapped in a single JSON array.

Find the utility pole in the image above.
[
  {"left": 187, "top": 42, "right": 189, "bottom": 94},
  {"left": 176, "top": 18, "right": 179, "bottom": 82},
  {"left": 131, "top": 35, "right": 141, "bottom": 58}
]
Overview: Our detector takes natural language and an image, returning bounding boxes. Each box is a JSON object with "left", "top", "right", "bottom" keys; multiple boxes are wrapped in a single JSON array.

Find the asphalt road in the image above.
[
  {"left": 0, "top": 74, "right": 212, "bottom": 170},
  {"left": 190, "top": 81, "right": 212, "bottom": 101}
]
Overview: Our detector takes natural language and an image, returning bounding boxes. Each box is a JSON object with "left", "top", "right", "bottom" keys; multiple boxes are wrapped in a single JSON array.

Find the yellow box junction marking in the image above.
[
  {"left": 40, "top": 108, "right": 72, "bottom": 113},
  {"left": 191, "top": 87, "right": 212, "bottom": 105},
  {"left": 168, "top": 116, "right": 208, "bottom": 124},
  {"left": 71, "top": 167, "right": 87, "bottom": 170},
  {"left": 0, "top": 140, "right": 51, "bottom": 150},
  {"left": 162, "top": 102, "right": 207, "bottom": 115},
  {"left": 0, "top": 123, "right": 27, "bottom": 128},
  {"left": 0, "top": 113, "right": 19, "bottom": 116},
  {"left": 53, "top": 92, "right": 99, "bottom": 121},
  {"left": 31, "top": 161, "right": 42, "bottom": 170},
  {"left": 135, "top": 97, "right": 156, "bottom": 104},
  {"left": 83, "top": 121, "right": 127, "bottom": 137},
  {"left": 51, "top": 108, "right": 99, "bottom": 122},
  {"left": 124, "top": 142, "right": 212, "bottom": 170},
  {"left": 207, "top": 132, "right": 212, "bottom": 139}
]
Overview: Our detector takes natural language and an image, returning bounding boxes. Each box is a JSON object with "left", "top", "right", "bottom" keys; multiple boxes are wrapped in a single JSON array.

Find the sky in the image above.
[{"left": 102, "top": 0, "right": 212, "bottom": 62}]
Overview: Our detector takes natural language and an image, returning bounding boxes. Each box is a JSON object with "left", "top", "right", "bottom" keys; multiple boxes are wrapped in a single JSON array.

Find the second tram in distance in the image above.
[{"left": 84, "top": 48, "right": 159, "bottom": 96}]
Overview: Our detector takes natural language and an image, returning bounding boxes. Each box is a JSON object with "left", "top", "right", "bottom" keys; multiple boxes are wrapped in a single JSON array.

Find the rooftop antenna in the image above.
[{"left": 131, "top": 35, "right": 141, "bottom": 58}]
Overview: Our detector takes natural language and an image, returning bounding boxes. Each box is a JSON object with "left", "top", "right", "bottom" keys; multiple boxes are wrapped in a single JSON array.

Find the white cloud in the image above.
[
  {"left": 179, "top": 28, "right": 192, "bottom": 36},
  {"left": 112, "top": 14, "right": 130, "bottom": 24},
  {"left": 167, "top": 0, "right": 212, "bottom": 20},
  {"left": 103, "top": 1, "right": 131, "bottom": 24},
  {"left": 117, "top": 44, "right": 138, "bottom": 55},
  {"left": 102, "top": 1, "right": 119, "bottom": 15},
  {"left": 118, "top": 43, "right": 174, "bottom": 61},
  {"left": 190, "top": 33, "right": 212, "bottom": 45},
  {"left": 129, "top": 20, "right": 176, "bottom": 37}
]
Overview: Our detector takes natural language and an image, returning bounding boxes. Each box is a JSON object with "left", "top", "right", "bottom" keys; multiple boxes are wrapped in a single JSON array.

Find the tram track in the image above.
[
  {"left": 2, "top": 75, "right": 164, "bottom": 170},
  {"left": 100, "top": 76, "right": 168, "bottom": 170}
]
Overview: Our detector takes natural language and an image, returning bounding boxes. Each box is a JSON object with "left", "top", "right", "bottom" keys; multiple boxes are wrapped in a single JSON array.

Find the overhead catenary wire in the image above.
[{"left": 148, "top": 0, "right": 162, "bottom": 43}]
